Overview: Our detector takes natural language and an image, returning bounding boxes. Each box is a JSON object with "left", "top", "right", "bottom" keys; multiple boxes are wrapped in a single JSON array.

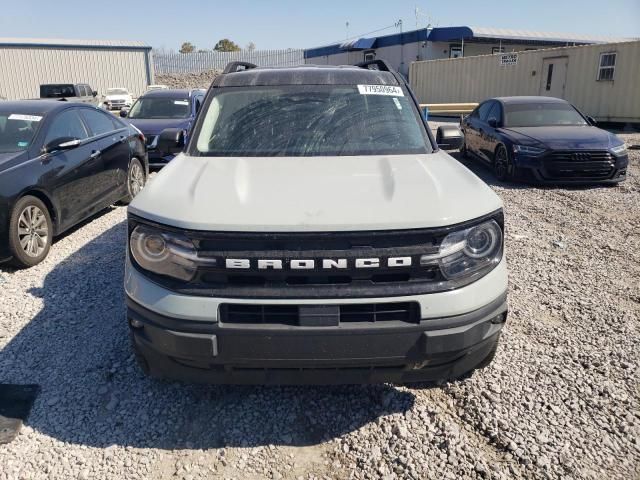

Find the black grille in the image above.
[
  {"left": 542, "top": 150, "right": 615, "bottom": 180},
  {"left": 128, "top": 211, "right": 503, "bottom": 299},
  {"left": 219, "top": 302, "right": 419, "bottom": 326}
]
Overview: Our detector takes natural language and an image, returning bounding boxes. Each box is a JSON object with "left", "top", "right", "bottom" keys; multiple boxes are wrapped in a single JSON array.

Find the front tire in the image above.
[
  {"left": 120, "top": 158, "right": 145, "bottom": 205},
  {"left": 493, "top": 145, "right": 512, "bottom": 181},
  {"left": 8, "top": 196, "right": 53, "bottom": 268},
  {"left": 460, "top": 140, "right": 469, "bottom": 159}
]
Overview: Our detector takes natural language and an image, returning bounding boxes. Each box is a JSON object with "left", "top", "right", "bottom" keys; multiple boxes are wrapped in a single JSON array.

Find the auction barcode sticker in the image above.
[
  {"left": 8, "top": 114, "right": 42, "bottom": 122},
  {"left": 358, "top": 85, "right": 404, "bottom": 96}
]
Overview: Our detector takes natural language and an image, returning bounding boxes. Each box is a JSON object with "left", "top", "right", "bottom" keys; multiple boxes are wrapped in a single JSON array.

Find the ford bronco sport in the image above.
[{"left": 125, "top": 60, "right": 508, "bottom": 384}]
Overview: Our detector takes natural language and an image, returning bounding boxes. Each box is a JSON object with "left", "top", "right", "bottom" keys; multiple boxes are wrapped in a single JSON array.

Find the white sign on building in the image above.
[{"left": 500, "top": 53, "right": 518, "bottom": 66}]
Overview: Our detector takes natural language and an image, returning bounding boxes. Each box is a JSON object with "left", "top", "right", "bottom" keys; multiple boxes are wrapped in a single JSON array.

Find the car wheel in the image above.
[
  {"left": 8, "top": 196, "right": 53, "bottom": 268},
  {"left": 460, "top": 140, "right": 469, "bottom": 158},
  {"left": 121, "top": 158, "right": 145, "bottom": 205},
  {"left": 493, "top": 145, "right": 512, "bottom": 181}
]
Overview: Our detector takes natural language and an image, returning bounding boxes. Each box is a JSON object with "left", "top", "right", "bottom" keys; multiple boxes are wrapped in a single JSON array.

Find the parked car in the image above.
[
  {"left": 146, "top": 85, "right": 168, "bottom": 92},
  {"left": 0, "top": 101, "right": 148, "bottom": 267},
  {"left": 39, "top": 83, "right": 99, "bottom": 106},
  {"left": 125, "top": 60, "right": 508, "bottom": 385},
  {"left": 103, "top": 88, "right": 133, "bottom": 110},
  {"left": 460, "top": 96, "right": 628, "bottom": 184},
  {"left": 121, "top": 88, "right": 206, "bottom": 168}
]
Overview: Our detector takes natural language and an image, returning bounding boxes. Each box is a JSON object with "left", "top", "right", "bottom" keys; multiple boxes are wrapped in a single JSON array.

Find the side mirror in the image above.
[
  {"left": 487, "top": 117, "right": 499, "bottom": 128},
  {"left": 119, "top": 109, "right": 129, "bottom": 118},
  {"left": 586, "top": 115, "right": 597, "bottom": 126},
  {"left": 42, "top": 137, "right": 81, "bottom": 154},
  {"left": 157, "top": 128, "right": 185, "bottom": 155},
  {"left": 436, "top": 125, "right": 464, "bottom": 151},
  {"left": 92, "top": 91, "right": 98, "bottom": 97}
]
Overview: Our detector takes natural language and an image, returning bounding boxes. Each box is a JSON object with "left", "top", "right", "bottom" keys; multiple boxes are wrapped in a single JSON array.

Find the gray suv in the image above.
[
  {"left": 39, "top": 83, "right": 99, "bottom": 106},
  {"left": 125, "top": 61, "right": 508, "bottom": 384}
]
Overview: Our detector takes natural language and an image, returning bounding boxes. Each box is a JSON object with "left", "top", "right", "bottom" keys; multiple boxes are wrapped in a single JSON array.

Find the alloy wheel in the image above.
[
  {"left": 17, "top": 205, "right": 49, "bottom": 257},
  {"left": 129, "top": 162, "right": 144, "bottom": 197},
  {"left": 494, "top": 147, "right": 509, "bottom": 180}
]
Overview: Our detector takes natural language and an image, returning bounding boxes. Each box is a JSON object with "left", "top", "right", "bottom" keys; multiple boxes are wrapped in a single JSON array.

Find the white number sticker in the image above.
[
  {"left": 8, "top": 114, "right": 42, "bottom": 122},
  {"left": 357, "top": 85, "right": 404, "bottom": 97}
]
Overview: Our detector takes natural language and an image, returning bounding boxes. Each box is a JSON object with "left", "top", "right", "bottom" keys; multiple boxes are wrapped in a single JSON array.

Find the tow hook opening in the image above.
[
  {"left": 491, "top": 312, "right": 508, "bottom": 324},
  {"left": 129, "top": 318, "right": 144, "bottom": 329}
]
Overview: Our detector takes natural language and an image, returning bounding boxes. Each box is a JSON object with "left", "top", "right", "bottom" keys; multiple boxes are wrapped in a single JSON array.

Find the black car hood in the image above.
[
  {"left": 501, "top": 126, "right": 616, "bottom": 150},
  {"left": 0, "top": 151, "right": 28, "bottom": 173},
  {"left": 125, "top": 118, "right": 190, "bottom": 136}
]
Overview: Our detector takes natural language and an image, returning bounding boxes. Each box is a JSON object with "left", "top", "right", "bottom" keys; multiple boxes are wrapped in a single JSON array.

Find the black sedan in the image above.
[
  {"left": 460, "top": 96, "right": 628, "bottom": 184},
  {"left": 0, "top": 101, "right": 148, "bottom": 267}
]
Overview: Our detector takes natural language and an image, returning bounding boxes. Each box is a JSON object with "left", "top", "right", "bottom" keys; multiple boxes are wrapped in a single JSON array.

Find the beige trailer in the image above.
[{"left": 409, "top": 40, "right": 640, "bottom": 123}]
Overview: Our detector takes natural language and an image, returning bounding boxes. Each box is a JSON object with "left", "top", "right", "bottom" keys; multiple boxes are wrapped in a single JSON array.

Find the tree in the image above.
[
  {"left": 214, "top": 39, "right": 241, "bottom": 52},
  {"left": 179, "top": 42, "right": 196, "bottom": 54},
  {"left": 246, "top": 41, "right": 256, "bottom": 52}
]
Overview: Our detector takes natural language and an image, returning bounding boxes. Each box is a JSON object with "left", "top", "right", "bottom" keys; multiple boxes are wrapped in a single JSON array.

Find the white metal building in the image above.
[
  {"left": 0, "top": 38, "right": 153, "bottom": 100},
  {"left": 304, "top": 26, "right": 632, "bottom": 77},
  {"left": 409, "top": 40, "right": 640, "bottom": 123}
]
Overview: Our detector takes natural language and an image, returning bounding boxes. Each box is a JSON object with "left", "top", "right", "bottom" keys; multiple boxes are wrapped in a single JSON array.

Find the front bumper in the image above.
[
  {"left": 125, "top": 258, "right": 508, "bottom": 384},
  {"left": 128, "top": 294, "right": 506, "bottom": 384}
]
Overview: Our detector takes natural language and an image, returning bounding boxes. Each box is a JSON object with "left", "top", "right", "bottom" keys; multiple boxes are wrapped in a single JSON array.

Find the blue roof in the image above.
[{"left": 304, "top": 26, "right": 632, "bottom": 59}]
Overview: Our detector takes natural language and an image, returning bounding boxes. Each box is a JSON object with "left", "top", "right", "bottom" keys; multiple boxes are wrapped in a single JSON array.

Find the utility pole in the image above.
[{"left": 346, "top": 21, "right": 350, "bottom": 41}]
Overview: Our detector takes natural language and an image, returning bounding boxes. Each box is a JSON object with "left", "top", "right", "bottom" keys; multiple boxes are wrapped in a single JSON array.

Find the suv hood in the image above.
[
  {"left": 105, "top": 94, "right": 131, "bottom": 101},
  {"left": 125, "top": 118, "right": 190, "bottom": 136},
  {"left": 130, "top": 152, "right": 502, "bottom": 232},
  {"left": 501, "top": 126, "right": 617, "bottom": 150}
]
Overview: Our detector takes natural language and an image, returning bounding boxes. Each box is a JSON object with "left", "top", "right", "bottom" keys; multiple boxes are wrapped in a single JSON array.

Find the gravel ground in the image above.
[
  {"left": 0, "top": 130, "right": 638, "bottom": 480},
  {"left": 155, "top": 70, "right": 221, "bottom": 90}
]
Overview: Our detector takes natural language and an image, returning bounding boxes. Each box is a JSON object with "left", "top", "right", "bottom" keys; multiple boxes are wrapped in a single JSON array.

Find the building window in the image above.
[
  {"left": 597, "top": 52, "right": 616, "bottom": 81},
  {"left": 449, "top": 44, "right": 463, "bottom": 58},
  {"left": 364, "top": 50, "right": 376, "bottom": 62},
  {"left": 492, "top": 47, "right": 505, "bottom": 54}
]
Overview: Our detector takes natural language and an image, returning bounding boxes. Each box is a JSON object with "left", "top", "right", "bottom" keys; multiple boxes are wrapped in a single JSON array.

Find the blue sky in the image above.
[{"left": 2, "top": 0, "right": 639, "bottom": 50}]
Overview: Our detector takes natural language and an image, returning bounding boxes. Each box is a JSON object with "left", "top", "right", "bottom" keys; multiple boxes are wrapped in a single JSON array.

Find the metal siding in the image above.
[
  {"left": 0, "top": 46, "right": 152, "bottom": 99},
  {"left": 409, "top": 41, "right": 640, "bottom": 122}
]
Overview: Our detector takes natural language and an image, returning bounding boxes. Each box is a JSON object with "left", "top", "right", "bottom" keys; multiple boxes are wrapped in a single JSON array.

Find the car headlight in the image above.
[
  {"left": 513, "top": 144, "right": 545, "bottom": 156},
  {"left": 130, "top": 224, "right": 211, "bottom": 281},
  {"left": 611, "top": 143, "right": 627, "bottom": 157},
  {"left": 421, "top": 219, "right": 503, "bottom": 281}
]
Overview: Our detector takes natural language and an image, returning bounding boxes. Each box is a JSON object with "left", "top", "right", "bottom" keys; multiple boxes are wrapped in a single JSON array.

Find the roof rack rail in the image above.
[
  {"left": 222, "top": 61, "right": 258, "bottom": 74},
  {"left": 355, "top": 59, "right": 394, "bottom": 72}
]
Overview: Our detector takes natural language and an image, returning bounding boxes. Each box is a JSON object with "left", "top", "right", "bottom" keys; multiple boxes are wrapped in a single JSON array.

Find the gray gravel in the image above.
[
  {"left": 0, "top": 131, "right": 638, "bottom": 479},
  {"left": 155, "top": 70, "right": 221, "bottom": 90}
]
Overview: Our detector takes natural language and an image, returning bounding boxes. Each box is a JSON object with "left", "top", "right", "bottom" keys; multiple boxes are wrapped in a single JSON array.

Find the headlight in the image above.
[
  {"left": 513, "top": 144, "right": 545, "bottom": 155},
  {"left": 130, "top": 224, "right": 211, "bottom": 281},
  {"left": 421, "top": 219, "right": 503, "bottom": 281},
  {"left": 611, "top": 143, "right": 627, "bottom": 157}
]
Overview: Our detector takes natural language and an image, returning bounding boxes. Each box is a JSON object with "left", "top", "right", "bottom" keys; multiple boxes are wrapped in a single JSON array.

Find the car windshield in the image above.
[
  {"left": 127, "top": 97, "right": 189, "bottom": 119},
  {"left": 40, "top": 84, "right": 75, "bottom": 98},
  {"left": 504, "top": 103, "right": 588, "bottom": 127},
  {"left": 0, "top": 111, "right": 43, "bottom": 153},
  {"left": 194, "top": 85, "right": 430, "bottom": 156},
  {"left": 107, "top": 88, "right": 128, "bottom": 95}
]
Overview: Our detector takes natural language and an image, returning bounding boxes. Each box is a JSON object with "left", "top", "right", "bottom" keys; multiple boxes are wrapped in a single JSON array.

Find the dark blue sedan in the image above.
[
  {"left": 460, "top": 96, "right": 628, "bottom": 184},
  {"left": 122, "top": 88, "right": 206, "bottom": 168}
]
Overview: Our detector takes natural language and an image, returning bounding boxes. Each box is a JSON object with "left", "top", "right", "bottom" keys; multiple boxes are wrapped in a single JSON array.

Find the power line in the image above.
[{"left": 306, "top": 23, "right": 399, "bottom": 49}]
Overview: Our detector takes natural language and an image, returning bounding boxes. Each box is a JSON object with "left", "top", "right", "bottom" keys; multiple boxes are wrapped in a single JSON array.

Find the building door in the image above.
[{"left": 540, "top": 57, "right": 569, "bottom": 98}]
